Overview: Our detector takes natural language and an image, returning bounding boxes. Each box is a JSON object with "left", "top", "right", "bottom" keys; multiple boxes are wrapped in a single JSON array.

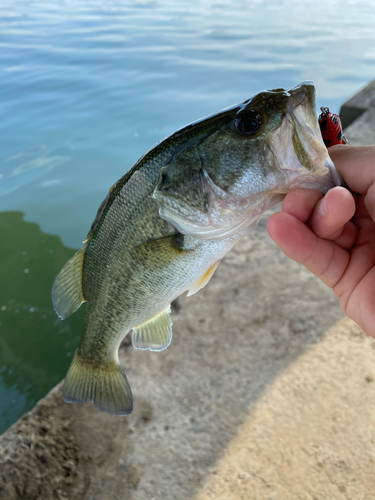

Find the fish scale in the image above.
[{"left": 52, "top": 82, "right": 342, "bottom": 415}]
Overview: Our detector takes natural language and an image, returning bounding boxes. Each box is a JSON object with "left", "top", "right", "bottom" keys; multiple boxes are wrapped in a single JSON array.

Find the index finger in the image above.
[{"left": 329, "top": 144, "right": 375, "bottom": 194}]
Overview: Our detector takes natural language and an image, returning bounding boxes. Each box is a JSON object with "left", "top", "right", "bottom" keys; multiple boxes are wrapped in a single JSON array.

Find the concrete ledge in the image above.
[
  {"left": 339, "top": 79, "right": 375, "bottom": 129},
  {"left": 343, "top": 107, "right": 375, "bottom": 146}
]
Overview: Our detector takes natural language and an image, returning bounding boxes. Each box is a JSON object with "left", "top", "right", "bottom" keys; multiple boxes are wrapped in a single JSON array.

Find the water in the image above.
[
  {"left": 0, "top": 0, "right": 374, "bottom": 433},
  {"left": 0, "top": 211, "right": 84, "bottom": 433}
]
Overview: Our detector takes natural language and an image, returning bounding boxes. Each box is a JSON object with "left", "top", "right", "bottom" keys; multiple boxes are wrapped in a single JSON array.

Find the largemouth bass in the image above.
[{"left": 52, "top": 82, "right": 342, "bottom": 415}]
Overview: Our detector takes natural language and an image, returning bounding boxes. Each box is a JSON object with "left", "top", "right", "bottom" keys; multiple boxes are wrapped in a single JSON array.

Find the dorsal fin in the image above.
[
  {"left": 84, "top": 178, "right": 122, "bottom": 243},
  {"left": 52, "top": 247, "right": 86, "bottom": 320}
]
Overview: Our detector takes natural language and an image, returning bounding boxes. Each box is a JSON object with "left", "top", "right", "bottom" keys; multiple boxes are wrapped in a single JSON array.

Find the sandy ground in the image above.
[
  {"left": 194, "top": 318, "right": 375, "bottom": 500},
  {"left": 1, "top": 82, "right": 375, "bottom": 500}
]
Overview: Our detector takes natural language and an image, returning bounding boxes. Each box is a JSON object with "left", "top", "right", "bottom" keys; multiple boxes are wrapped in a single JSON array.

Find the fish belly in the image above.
[{"left": 81, "top": 234, "right": 236, "bottom": 361}]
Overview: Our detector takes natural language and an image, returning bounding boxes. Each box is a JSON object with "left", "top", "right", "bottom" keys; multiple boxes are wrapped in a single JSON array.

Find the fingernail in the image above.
[{"left": 317, "top": 196, "right": 328, "bottom": 217}]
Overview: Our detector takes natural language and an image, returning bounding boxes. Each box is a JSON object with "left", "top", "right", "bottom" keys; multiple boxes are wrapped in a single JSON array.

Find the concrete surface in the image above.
[
  {"left": 339, "top": 78, "right": 375, "bottom": 129},
  {"left": 0, "top": 219, "right": 346, "bottom": 500},
  {"left": 1, "top": 79, "right": 375, "bottom": 500},
  {"left": 343, "top": 106, "right": 375, "bottom": 146},
  {"left": 194, "top": 318, "right": 375, "bottom": 500}
]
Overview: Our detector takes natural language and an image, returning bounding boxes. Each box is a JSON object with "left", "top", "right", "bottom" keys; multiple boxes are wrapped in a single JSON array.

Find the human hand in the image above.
[{"left": 267, "top": 145, "right": 375, "bottom": 337}]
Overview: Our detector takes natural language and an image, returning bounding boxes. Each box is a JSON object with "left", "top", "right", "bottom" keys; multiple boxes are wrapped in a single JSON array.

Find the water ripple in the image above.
[{"left": 0, "top": 0, "right": 374, "bottom": 245}]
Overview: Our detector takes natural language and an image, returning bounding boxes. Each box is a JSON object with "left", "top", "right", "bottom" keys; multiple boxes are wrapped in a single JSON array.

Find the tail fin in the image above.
[{"left": 63, "top": 350, "right": 133, "bottom": 416}]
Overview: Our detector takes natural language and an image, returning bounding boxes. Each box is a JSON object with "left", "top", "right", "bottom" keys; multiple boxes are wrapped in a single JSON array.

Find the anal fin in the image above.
[
  {"left": 132, "top": 306, "right": 172, "bottom": 352},
  {"left": 187, "top": 260, "right": 221, "bottom": 297}
]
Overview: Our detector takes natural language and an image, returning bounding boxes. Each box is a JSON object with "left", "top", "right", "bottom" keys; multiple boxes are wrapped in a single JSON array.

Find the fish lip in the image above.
[
  {"left": 280, "top": 82, "right": 344, "bottom": 189},
  {"left": 288, "top": 80, "right": 314, "bottom": 92},
  {"left": 283, "top": 83, "right": 324, "bottom": 171},
  {"left": 287, "top": 84, "right": 314, "bottom": 129}
]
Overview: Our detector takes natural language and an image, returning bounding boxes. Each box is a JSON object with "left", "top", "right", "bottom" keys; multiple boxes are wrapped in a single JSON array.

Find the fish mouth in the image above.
[
  {"left": 271, "top": 81, "right": 343, "bottom": 190},
  {"left": 288, "top": 81, "right": 324, "bottom": 171}
]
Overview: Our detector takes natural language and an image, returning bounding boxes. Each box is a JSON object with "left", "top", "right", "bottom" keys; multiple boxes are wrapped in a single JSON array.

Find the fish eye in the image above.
[{"left": 235, "top": 111, "right": 263, "bottom": 136}]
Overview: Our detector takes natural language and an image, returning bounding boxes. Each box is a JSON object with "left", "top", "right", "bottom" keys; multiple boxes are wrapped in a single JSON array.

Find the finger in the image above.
[
  {"left": 334, "top": 241, "right": 375, "bottom": 326},
  {"left": 331, "top": 221, "right": 357, "bottom": 250},
  {"left": 364, "top": 181, "right": 375, "bottom": 223},
  {"left": 267, "top": 212, "right": 350, "bottom": 288},
  {"left": 352, "top": 196, "right": 375, "bottom": 242},
  {"left": 308, "top": 187, "right": 356, "bottom": 240},
  {"left": 329, "top": 144, "right": 375, "bottom": 194},
  {"left": 342, "top": 266, "right": 375, "bottom": 339},
  {"left": 281, "top": 188, "right": 323, "bottom": 222}
]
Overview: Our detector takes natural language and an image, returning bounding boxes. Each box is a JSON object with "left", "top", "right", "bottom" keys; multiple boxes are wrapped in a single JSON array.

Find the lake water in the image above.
[{"left": 1, "top": 0, "right": 375, "bottom": 433}]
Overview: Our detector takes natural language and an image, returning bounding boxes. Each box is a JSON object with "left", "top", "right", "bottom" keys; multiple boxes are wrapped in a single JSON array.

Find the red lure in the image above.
[{"left": 318, "top": 107, "right": 347, "bottom": 148}]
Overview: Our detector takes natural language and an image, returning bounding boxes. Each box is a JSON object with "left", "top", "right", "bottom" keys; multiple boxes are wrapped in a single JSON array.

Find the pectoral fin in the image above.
[
  {"left": 52, "top": 247, "right": 86, "bottom": 319},
  {"left": 187, "top": 260, "right": 221, "bottom": 297},
  {"left": 132, "top": 306, "right": 173, "bottom": 351},
  {"left": 134, "top": 233, "right": 192, "bottom": 267}
]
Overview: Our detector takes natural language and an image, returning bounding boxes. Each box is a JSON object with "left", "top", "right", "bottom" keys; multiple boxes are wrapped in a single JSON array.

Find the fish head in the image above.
[{"left": 153, "top": 81, "right": 343, "bottom": 239}]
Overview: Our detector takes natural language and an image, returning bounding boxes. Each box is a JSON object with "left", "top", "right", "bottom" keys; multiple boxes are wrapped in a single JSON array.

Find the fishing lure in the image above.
[{"left": 319, "top": 107, "right": 347, "bottom": 148}]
